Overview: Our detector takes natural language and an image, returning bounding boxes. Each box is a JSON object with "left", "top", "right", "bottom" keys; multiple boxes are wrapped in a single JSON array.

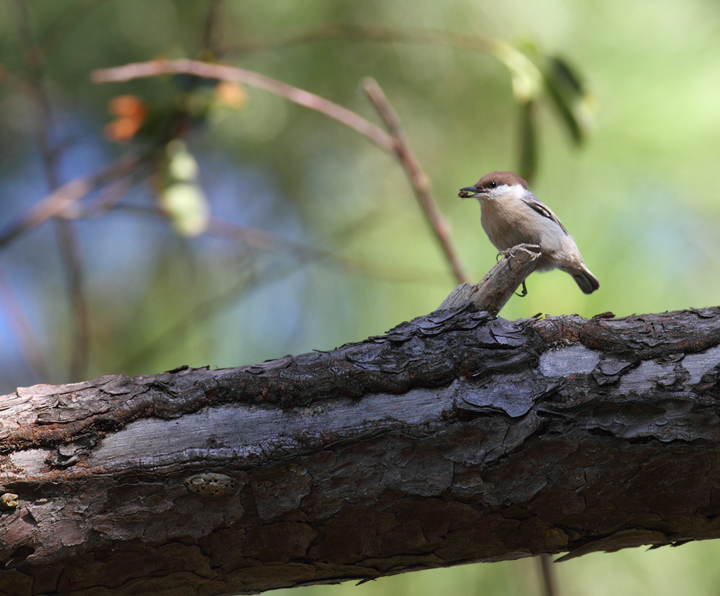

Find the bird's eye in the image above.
[{"left": 489, "top": 181, "right": 497, "bottom": 188}]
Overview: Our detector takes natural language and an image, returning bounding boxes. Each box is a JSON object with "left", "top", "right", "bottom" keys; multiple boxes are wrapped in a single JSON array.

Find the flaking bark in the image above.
[{"left": 0, "top": 304, "right": 719, "bottom": 595}]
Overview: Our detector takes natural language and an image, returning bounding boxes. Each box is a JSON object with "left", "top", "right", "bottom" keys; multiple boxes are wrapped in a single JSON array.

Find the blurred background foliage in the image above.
[{"left": 1, "top": 0, "right": 720, "bottom": 594}]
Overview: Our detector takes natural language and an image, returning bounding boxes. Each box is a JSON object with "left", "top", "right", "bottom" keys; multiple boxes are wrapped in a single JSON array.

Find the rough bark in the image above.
[{"left": 0, "top": 303, "right": 720, "bottom": 595}]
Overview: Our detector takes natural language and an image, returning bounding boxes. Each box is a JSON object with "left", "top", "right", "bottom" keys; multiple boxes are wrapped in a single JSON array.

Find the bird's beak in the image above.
[{"left": 458, "top": 186, "right": 480, "bottom": 199}]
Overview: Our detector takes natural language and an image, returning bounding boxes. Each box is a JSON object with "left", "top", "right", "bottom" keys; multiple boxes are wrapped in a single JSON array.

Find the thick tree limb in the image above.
[{"left": 0, "top": 300, "right": 720, "bottom": 594}]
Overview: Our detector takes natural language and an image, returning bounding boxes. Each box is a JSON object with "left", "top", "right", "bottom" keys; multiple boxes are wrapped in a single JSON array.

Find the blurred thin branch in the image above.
[
  {"left": 218, "top": 23, "right": 544, "bottom": 110},
  {"left": 12, "top": 1, "right": 60, "bottom": 185},
  {"left": 65, "top": 173, "right": 143, "bottom": 219},
  {"left": 218, "top": 22, "right": 498, "bottom": 56},
  {"left": 198, "top": 0, "right": 224, "bottom": 57},
  {"left": 539, "top": 556, "right": 559, "bottom": 596},
  {"left": 218, "top": 23, "right": 545, "bottom": 110},
  {"left": 12, "top": 0, "right": 90, "bottom": 381},
  {"left": 92, "top": 59, "right": 396, "bottom": 152},
  {"left": 0, "top": 155, "right": 143, "bottom": 248},
  {"left": 55, "top": 227, "right": 88, "bottom": 382},
  {"left": 0, "top": 264, "right": 49, "bottom": 382},
  {"left": 206, "top": 217, "right": 451, "bottom": 284},
  {"left": 363, "top": 77, "right": 467, "bottom": 284},
  {"left": 103, "top": 204, "right": 450, "bottom": 286}
]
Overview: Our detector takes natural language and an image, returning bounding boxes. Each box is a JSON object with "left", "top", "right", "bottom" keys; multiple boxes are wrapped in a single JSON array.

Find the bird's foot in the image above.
[
  {"left": 497, "top": 243, "right": 541, "bottom": 261},
  {"left": 497, "top": 248, "right": 515, "bottom": 266}
]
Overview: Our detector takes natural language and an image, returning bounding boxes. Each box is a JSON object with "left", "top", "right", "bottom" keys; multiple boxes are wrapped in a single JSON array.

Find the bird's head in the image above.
[{"left": 458, "top": 170, "right": 529, "bottom": 201}]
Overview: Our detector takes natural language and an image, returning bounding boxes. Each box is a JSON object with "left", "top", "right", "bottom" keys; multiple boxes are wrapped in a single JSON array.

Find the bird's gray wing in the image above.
[{"left": 520, "top": 194, "right": 569, "bottom": 235}]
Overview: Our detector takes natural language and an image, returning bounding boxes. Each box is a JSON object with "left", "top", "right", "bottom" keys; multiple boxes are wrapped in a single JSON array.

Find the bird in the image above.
[{"left": 459, "top": 170, "right": 599, "bottom": 295}]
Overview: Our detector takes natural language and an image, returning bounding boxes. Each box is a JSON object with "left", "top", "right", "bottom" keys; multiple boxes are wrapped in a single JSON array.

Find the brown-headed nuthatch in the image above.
[{"left": 459, "top": 171, "right": 599, "bottom": 294}]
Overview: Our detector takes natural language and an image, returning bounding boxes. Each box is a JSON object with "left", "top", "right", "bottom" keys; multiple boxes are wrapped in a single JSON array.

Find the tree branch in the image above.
[
  {"left": 363, "top": 78, "right": 468, "bottom": 284},
  {"left": 0, "top": 296, "right": 719, "bottom": 594},
  {"left": 0, "top": 155, "right": 142, "bottom": 249},
  {"left": 217, "top": 23, "right": 499, "bottom": 57},
  {"left": 12, "top": 0, "right": 89, "bottom": 381},
  {"left": 92, "top": 59, "right": 396, "bottom": 152}
]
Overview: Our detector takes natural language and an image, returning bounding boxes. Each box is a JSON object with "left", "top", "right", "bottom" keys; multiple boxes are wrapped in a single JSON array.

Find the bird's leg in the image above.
[{"left": 515, "top": 280, "right": 528, "bottom": 298}]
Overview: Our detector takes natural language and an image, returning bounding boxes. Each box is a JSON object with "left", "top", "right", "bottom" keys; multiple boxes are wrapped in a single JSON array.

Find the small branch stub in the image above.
[{"left": 438, "top": 243, "right": 541, "bottom": 315}]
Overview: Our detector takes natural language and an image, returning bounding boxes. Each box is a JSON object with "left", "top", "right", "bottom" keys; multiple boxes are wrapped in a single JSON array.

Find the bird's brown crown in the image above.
[{"left": 474, "top": 171, "right": 529, "bottom": 191}]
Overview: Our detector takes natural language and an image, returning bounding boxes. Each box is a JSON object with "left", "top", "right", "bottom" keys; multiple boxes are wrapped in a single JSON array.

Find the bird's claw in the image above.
[
  {"left": 497, "top": 248, "right": 514, "bottom": 268},
  {"left": 515, "top": 280, "right": 528, "bottom": 298}
]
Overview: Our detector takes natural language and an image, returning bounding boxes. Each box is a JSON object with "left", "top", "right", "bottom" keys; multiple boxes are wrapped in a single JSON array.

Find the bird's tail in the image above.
[{"left": 572, "top": 265, "right": 600, "bottom": 295}]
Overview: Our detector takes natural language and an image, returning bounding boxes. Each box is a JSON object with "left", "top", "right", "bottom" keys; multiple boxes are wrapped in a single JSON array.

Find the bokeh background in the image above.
[{"left": 1, "top": 0, "right": 720, "bottom": 594}]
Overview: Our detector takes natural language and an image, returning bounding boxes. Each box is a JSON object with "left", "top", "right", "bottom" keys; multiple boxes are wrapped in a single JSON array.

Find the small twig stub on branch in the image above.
[{"left": 438, "top": 243, "right": 541, "bottom": 315}]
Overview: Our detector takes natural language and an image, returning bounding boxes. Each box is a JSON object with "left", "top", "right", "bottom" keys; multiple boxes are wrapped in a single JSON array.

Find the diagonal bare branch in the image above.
[
  {"left": 100, "top": 204, "right": 450, "bottom": 286},
  {"left": 0, "top": 155, "right": 143, "bottom": 249},
  {"left": 363, "top": 77, "right": 468, "bottom": 284}
]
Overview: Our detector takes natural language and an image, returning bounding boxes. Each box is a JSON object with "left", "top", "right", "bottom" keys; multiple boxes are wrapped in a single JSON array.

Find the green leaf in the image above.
[{"left": 540, "top": 55, "right": 593, "bottom": 145}]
